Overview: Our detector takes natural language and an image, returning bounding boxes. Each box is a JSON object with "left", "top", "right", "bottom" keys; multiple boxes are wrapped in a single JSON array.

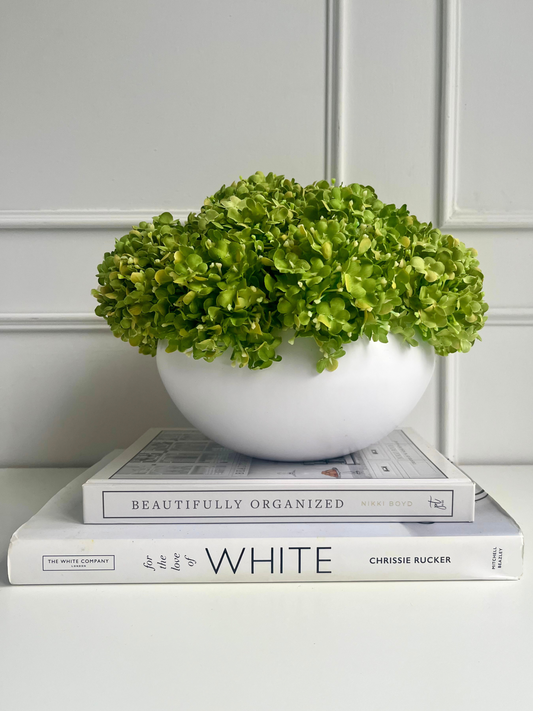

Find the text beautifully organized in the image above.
[{"left": 131, "top": 497, "right": 346, "bottom": 511}]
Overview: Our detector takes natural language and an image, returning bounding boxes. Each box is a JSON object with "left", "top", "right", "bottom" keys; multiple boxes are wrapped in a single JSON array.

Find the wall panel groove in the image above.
[{"left": 325, "top": 0, "right": 344, "bottom": 183}]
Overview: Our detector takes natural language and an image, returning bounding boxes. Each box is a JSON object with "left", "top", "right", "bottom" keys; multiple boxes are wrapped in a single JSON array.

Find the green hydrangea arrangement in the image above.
[{"left": 93, "top": 171, "right": 488, "bottom": 372}]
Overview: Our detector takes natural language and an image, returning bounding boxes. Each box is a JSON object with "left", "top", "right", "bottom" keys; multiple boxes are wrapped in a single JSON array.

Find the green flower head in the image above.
[{"left": 93, "top": 171, "right": 488, "bottom": 372}]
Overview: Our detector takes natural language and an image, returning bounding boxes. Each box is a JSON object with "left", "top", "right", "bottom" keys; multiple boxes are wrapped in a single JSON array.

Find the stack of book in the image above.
[{"left": 8, "top": 428, "right": 523, "bottom": 584}]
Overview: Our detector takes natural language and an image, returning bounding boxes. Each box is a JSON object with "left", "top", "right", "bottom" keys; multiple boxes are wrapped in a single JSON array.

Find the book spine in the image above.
[
  {"left": 82, "top": 484, "right": 475, "bottom": 523},
  {"left": 8, "top": 531, "right": 522, "bottom": 585}
]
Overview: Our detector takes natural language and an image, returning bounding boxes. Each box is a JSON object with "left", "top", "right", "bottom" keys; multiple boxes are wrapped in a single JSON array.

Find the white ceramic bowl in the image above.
[{"left": 157, "top": 333, "right": 435, "bottom": 461}]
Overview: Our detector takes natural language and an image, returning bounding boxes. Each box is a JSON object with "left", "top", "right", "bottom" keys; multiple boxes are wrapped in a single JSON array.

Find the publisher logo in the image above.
[{"left": 42, "top": 555, "right": 115, "bottom": 571}]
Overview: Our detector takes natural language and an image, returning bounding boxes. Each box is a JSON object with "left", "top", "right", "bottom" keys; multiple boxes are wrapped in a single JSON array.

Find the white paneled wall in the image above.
[
  {"left": 438, "top": 0, "right": 533, "bottom": 462},
  {"left": 341, "top": 0, "right": 533, "bottom": 464},
  {"left": 0, "top": 0, "right": 531, "bottom": 465}
]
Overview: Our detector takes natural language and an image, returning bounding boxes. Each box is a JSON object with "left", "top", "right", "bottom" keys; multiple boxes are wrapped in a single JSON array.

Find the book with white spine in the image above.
[
  {"left": 8, "top": 451, "right": 523, "bottom": 585},
  {"left": 82, "top": 428, "right": 475, "bottom": 524}
]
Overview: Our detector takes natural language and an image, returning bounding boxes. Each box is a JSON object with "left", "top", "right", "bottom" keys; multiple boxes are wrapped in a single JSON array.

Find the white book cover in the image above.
[
  {"left": 8, "top": 452, "right": 523, "bottom": 585},
  {"left": 82, "top": 428, "right": 475, "bottom": 523}
]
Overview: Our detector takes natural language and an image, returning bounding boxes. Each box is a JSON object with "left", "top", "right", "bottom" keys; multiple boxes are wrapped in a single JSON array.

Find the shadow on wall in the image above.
[{"left": 0, "top": 331, "right": 190, "bottom": 468}]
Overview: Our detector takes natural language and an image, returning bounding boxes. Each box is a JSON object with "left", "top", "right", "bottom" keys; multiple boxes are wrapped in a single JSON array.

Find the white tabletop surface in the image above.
[{"left": 0, "top": 464, "right": 531, "bottom": 711}]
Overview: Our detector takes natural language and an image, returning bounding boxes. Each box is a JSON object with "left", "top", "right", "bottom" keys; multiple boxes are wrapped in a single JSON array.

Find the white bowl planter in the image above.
[{"left": 157, "top": 333, "right": 435, "bottom": 461}]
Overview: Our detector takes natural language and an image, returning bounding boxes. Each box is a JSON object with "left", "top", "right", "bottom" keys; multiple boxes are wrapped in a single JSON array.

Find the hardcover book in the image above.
[
  {"left": 82, "top": 428, "right": 475, "bottom": 524},
  {"left": 8, "top": 452, "right": 523, "bottom": 585}
]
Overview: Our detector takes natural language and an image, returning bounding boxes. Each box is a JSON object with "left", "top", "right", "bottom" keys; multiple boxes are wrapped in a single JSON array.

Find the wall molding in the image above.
[
  {"left": 440, "top": 0, "right": 533, "bottom": 230},
  {"left": 439, "top": 352, "right": 459, "bottom": 463},
  {"left": 484, "top": 308, "right": 533, "bottom": 327},
  {"left": 325, "top": 0, "right": 344, "bottom": 184},
  {"left": 441, "top": 209, "right": 533, "bottom": 231},
  {"left": 0, "top": 209, "right": 193, "bottom": 230},
  {"left": 4, "top": 305, "right": 529, "bottom": 331},
  {"left": 3, "top": 306, "right": 531, "bottom": 332},
  {"left": 0, "top": 313, "right": 108, "bottom": 331}
]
